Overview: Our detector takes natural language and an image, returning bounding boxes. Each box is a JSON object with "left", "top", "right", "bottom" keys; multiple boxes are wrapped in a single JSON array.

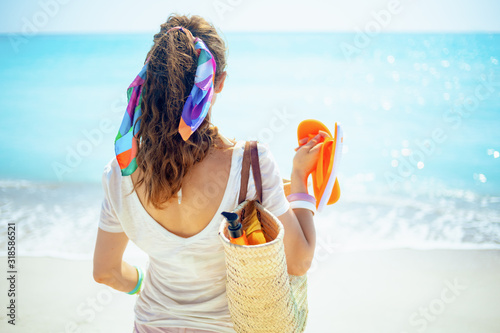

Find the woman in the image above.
[{"left": 93, "top": 14, "right": 325, "bottom": 333}]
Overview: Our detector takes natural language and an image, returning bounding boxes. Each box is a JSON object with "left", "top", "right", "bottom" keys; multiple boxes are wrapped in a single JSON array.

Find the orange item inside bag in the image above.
[{"left": 244, "top": 208, "right": 266, "bottom": 245}]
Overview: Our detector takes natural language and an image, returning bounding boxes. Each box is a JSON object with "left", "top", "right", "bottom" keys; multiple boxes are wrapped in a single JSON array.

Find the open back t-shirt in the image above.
[{"left": 98, "top": 139, "right": 290, "bottom": 332}]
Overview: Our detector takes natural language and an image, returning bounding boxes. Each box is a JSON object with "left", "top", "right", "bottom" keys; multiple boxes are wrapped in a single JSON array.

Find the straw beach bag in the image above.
[{"left": 218, "top": 141, "right": 308, "bottom": 333}]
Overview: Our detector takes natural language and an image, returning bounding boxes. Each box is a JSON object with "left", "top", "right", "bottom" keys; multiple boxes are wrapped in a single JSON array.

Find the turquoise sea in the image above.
[{"left": 0, "top": 32, "right": 499, "bottom": 258}]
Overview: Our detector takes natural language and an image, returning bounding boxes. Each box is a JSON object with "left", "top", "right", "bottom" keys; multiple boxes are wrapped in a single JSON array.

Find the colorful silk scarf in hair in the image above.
[
  {"left": 114, "top": 62, "right": 147, "bottom": 176},
  {"left": 114, "top": 27, "right": 217, "bottom": 176}
]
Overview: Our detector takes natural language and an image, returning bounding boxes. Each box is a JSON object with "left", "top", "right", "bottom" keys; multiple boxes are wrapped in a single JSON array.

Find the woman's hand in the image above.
[
  {"left": 291, "top": 130, "right": 330, "bottom": 191},
  {"left": 280, "top": 130, "right": 329, "bottom": 275}
]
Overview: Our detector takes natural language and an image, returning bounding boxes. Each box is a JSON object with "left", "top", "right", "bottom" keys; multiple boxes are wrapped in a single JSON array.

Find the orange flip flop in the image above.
[{"left": 297, "top": 119, "right": 343, "bottom": 212}]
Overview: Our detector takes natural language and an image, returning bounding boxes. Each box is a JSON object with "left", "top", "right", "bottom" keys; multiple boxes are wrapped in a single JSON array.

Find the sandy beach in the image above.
[{"left": 1, "top": 249, "right": 499, "bottom": 333}]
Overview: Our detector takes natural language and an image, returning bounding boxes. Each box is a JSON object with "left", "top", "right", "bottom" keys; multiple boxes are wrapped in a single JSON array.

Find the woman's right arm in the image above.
[{"left": 278, "top": 132, "right": 328, "bottom": 276}]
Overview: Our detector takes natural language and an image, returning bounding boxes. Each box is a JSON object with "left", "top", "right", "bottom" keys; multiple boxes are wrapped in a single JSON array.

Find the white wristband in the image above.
[{"left": 289, "top": 200, "right": 316, "bottom": 215}]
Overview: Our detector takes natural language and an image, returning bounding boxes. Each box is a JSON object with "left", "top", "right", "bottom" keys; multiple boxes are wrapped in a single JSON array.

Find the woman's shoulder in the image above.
[
  {"left": 101, "top": 158, "right": 124, "bottom": 192},
  {"left": 225, "top": 139, "right": 274, "bottom": 165},
  {"left": 225, "top": 139, "right": 280, "bottom": 181}
]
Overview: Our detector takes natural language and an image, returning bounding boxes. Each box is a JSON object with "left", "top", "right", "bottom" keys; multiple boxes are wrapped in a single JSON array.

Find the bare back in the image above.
[{"left": 130, "top": 138, "right": 235, "bottom": 238}]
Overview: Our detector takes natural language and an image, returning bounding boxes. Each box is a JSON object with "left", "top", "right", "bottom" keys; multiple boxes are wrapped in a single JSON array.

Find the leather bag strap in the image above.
[
  {"left": 250, "top": 141, "right": 263, "bottom": 203},
  {"left": 238, "top": 141, "right": 263, "bottom": 204},
  {"left": 238, "top": 141, "right": 251, "bottom": 204}
]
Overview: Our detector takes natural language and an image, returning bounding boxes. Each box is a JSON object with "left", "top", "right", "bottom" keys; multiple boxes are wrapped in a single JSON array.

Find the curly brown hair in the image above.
[{"left": 133, "top": 14, "right": 227, "bottom": 208}]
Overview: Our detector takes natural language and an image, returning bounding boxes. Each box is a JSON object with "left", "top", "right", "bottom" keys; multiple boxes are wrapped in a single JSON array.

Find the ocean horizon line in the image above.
[{"left": 1, "top": 31, "right": 500, "bottom": 38}]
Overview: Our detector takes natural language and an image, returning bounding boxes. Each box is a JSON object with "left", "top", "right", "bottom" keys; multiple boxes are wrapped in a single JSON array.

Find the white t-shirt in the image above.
[{"left": 98, "top": 140, "right": 290, "bottom": 332}]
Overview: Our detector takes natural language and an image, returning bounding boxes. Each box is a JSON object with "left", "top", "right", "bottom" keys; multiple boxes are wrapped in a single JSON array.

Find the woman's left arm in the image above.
[{"left": 93, "top": 228, "right": 138, "bottom": 293}]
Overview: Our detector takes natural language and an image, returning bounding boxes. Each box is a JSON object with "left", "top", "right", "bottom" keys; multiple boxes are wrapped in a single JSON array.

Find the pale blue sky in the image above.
[{"left": 1, "top": 0, "right": 500, "bottom": 34}]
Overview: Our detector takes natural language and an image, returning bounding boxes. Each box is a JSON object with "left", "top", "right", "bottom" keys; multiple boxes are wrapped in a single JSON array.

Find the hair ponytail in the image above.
[{"left": 133, "top": 14, "right": 227, "bottom": 208}]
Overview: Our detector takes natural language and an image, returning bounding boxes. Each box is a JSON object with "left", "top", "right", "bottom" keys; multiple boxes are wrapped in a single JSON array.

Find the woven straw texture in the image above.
[{"left": 218, "top": 200, "right": 308, "bottom": 333}]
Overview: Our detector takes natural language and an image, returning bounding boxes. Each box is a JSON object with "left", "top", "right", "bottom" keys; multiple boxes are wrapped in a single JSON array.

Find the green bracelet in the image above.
[{"left": 127, "top": 266, "right": 144, "bottom": 295}]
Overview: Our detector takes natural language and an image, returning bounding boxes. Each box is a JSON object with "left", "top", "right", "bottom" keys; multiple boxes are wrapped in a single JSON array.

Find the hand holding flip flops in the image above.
[{"left": 294, "top": 120, "right": 343, "bottom": 212}]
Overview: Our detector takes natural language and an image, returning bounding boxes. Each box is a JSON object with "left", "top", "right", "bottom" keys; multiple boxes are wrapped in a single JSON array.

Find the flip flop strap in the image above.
[
  {"left": 316, "top": 137, "right": 335, "bottom": 190},
  {"left": 316, "top": 140, "right": 325, "bottom": 185}
]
